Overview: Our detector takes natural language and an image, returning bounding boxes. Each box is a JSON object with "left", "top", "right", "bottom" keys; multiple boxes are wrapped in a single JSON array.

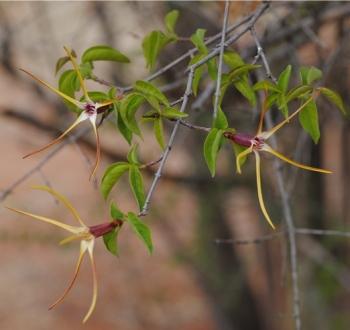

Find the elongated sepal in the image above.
[
  {"left": 5, "top": 207, "right": 82, "bottom": 233},
  {"left": 32, "top": 185, "right": 86, "bottom": 226},
  {"left": 23, "top": 112, "right": 87, "bottom": 159},
  {"left": 82, "top": 240, "right": 97, "bottom": 323},
  {"left": 254, "top": 151, "right": 276, "bottom": 229},
  {"left": 236, "top": 146, "right": 253, "bottom": 174},
  {"left": 89, "top": 118, "right": 100, "bottom": 180},
  {"left": 19, "top": 68, "right": 82, "bottom": 107},
  {"left": 262, "top": 144, "right": 332, "bottom": 174},
  {"left": 48, "top": 245, "right": 86, "bottom": 310}
]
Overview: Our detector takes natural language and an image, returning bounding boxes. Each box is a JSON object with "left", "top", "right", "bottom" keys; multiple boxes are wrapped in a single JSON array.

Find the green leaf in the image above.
[
  {"left": 223, "top": 51, "right": 245, "bottom": 69},
  {"left": 82, "top": 91, "right": 109, "bottom": 103},
  {"left": 129, "top": 165, "right": 145, "bottom": 211},
  {"left": 103, "top": 230, "right": 119, "bottom": 256},
  {"left": 165, "top": 10, "right": 179, "bottom": 34},
  {"left": 318, "top": 87, "right": 347, "bottom": 115},
  {"left": 207, "top": 58, "right": 217, "bottom": 80},
  {"left": 191, "top": 29, "right": 208, "bottom": 54},
  {"left": 143, "top": 94, "right": 161, "bottom": 112},
  {"left": 277, "top": 94, "right": 288, "bottom": 117},
  {"left": 203, "top": 128, "right": 223, "bottom": 177},
  {"left": 277, "top": 65, "right": 292, "bottom": 93},
  {"left": 126, "top": 212, "right": 153, "bottom": 254},
  {"left": 286, "top": 85, "right": 312, "bottom": 103},
  {"left": 110, "top": 202, "right": 125, "bottom": 220},
  {"left": 58, "top": 69, "right": 79, "bottom": 112},
  {"left": 213, "top": 108, "right": 228, "bottom": 129},
  {"left": 142, "top": 30, "right": 172, "bottom": 69},
  {"left": 55, "top": 56, "right": 70, "bottom": 75},
  {"left": 228, "top": 64, "right": 261, "bottom": 80},
  {"left": 234, "top": 79, "right": 256, "bottom": 106},
  {"left": 101, "top": 162, "right": 130, "bottom": 199},
  {"left": 300, "top": 66, "right": 322, "bottom": 85},
  {"left": 116, "top": 104, "right": 133, "bottom": 145},
  {"left": 82, "top": 45, "right": 130, "bottom": 63},
  {"left": 161, "top": 107, "right": 188, "bottom": 119},
  {"left": 253, "top": 80, "right": 280, "bottom": 93},
  {"left": 189, "top": 54, "right": 205, "bottom": 95},
  {"left": 134, "top": 80, "right": 169, "bottom": 106},
  {"left": 127, "top": 144, "right": 139, "bottom": 164},
  {"left": 299, "top": 100, "right": 320, "bottom": 144},
  {"left": 120, "top": 93, "right": 145, "bottom": 136},
  {"left": 154, "top": 117, "right": 165, "bottom": 149}
]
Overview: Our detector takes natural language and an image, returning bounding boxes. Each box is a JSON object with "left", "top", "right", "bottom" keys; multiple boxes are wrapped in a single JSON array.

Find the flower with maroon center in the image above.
[
  {"left": 20, "top": 46, "right": 117, "bottom": 179},
  {"left": 224, "top": 96, "right": 332, "bottom": 229},
  {"left": 6, "top": 186, "right": 123, "bottom": 323}
]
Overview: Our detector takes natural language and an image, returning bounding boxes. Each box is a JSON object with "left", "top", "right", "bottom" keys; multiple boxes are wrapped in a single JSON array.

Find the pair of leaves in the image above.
[
  {"left": 143, "top": 106, "right": 188, "bottom": 149},
  {"left": 190, "top": 29, "right": 217, "bottom": 95},
  {"left": 300, "top": 86, "right": 347, "bottom": 143},
  {"left": 56, "top": 45, "right": 130, "bottom": 74},
  {"left": 56, "top": 45, "right": 129, "bottom": 112},
  {"left": 101, "top": 146, "right": 145, "bottom": 212},
  {"left": 203, "top": 109, "right": 229, "bottom": 177},
  {"left": 103, "top": 203, "right": 153, "bottom": 255},
  {"left": 142, "top": 10, "right": 179, "bottom": 69},
  {"left": 222, "top": 52, "right": 258, "bottom": 106}
]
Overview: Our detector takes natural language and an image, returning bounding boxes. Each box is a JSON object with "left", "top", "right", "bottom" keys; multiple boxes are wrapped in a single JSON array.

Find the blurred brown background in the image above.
[{"left": 0, "top": 1, "right": 350, "bottom": 330}]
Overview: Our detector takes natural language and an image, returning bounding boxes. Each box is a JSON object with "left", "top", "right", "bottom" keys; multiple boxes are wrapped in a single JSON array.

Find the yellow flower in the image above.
[
  {"left": 5, "top": 186, "right": 122, "bottom": 323},
  {"left": 20, "top": 46, "right": 114, "bottom": 179},
  {"left": 224, "top": 96, "right": 332, "bottom": 229}
]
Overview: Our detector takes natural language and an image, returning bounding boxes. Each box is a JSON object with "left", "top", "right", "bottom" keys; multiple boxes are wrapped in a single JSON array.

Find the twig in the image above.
[
  {"left": 252, "top": 29, "right": 301, "bottom": 330},
  {"left": 213, "top": 0, "right": 230, "bottom": 119},
  {"left": 139, "top": 156, "right": 163, "bottom": 169},
  {"left": 139, "top": 67, "right": 195, "bottom": 217},
  {"left": 215, "top": 232, "right": 282, "bottom": 245},
  {"left": 187, "top": 3, "right": 269, "bottom": 72},
  {"left": 0, "top": 126, "right": 91, "bottom": 202},
  {"left": 121, "top": 4, "right": 266, "bottom": 93},
  {"left": 178, "top": 119, "right": 210, "bottom": 133}
]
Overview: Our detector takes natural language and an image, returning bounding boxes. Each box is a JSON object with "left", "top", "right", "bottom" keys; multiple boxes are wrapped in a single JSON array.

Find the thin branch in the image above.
[
  {"left": 252, "top": 29, "right": 301, "bottom": 330},
  {"left": 213, "top": 0, "right": 230, "bottom": 119},
  {"left": 187, "top": 3, "right": 269, "bottom": 72},
  {"left": 0, "top": 126, "right": 90, "bottom": 202},
  {"left": 215, "top": 232, "right": 282, "bottom": 245},
  {"left": 139, "top": 67, "right": 195, "bottom": 217},
  {"left": 120, "top": 3, "right": 268, "bottom": 93}
]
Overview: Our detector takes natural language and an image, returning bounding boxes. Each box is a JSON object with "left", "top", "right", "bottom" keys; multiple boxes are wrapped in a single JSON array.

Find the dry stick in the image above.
[
  {"left": 213, "top": 0, "right": 230, "bottom": 119},
  {"left": 0, "top": 126, "right": 90, "bottom": 202},
  {"left": 139, "top": 68, "right": 195, "bottom": 217},
  {"left": 187, "top": 3, "right": 269, "bottom": 73},
  {"left": 120, "top": 3, "right": 268, "bottom": 93},
  {"left": 251, "top": 29, "right": 302, "bottom": 330},
  {"left": 215, "top": 228, "right": 350, "bottom": 245}
]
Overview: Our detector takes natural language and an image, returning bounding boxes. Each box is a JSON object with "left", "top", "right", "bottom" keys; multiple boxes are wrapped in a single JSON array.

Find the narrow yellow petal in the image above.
[
  {"left": 262, "top": 145, "right": 332, "bottom": 174},
  {"left": 32, "top": 186, "right": 86, "bottom": 226},
  {"left": 96, "top": 100, "right": 114, "bottom": 109},
  {"left": 22, "top": 113, "right": 86, "bottom": 159},
  {"left": 254, "top": 152, "right": 276, "bottom": 230},
  {"left": 89, "top": 120, "right": 101, "bottom": 180},
  {"left": 262, "top": 97, "right": 314, "bottom": 139},
  {"left": 5, "top": 207, "right": 80, "bottom": 233},
  {"left": 49, "top": 247, "right": 85, "bottom": 310},
  {"left": 59, "top": 233, "right": 90, "bottom": 245},
  {"left": 63, "top": 46, "right": 90, "bottom": 101},
  {"left": 236, "top": 146, "right": 253, "bottom": 174},
  {"left": 82, "top": 240, "right": 97, "bottom": 323},
  {"left": 19, "top": 68, "right": 82, "bottom": 107}
]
